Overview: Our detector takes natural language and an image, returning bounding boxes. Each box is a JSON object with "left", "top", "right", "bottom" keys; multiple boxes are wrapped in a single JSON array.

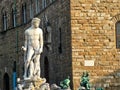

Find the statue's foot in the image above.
[{"left": 23, "top": 75, "right": 30, "bottom": 80}]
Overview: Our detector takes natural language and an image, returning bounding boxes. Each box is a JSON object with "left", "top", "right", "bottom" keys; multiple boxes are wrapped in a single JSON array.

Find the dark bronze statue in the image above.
[
  {"left": 96, "top": 87, "right": 104, "bottom": 90},
  {"left": 79, "top": 72, "right": 90, "bottom": 90},
  {"left": 60, "top": 76, "right": 70, "bottom": 89}
]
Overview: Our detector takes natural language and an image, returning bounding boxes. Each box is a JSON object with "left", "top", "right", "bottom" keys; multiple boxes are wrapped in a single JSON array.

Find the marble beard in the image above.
[{"left": 22, "top": 17, "right": 43, "bottom": 80}]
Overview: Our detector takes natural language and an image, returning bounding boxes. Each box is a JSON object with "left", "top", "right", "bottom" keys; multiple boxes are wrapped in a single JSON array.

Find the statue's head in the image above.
[
  {"left": 32, "top": 17, "right": 41, "bottom": 28},
  {"left": 83, "top": 72, "right": 89, "bottom": 77}
]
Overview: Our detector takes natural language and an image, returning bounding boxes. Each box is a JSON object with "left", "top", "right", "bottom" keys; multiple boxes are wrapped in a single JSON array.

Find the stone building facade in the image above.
[
  {"left": 0, "top": 0, "right": 120, "bottom": 90},
  {"left": 71, "top": 0, "right": 120, "bottom": 90},
  {"left": 0, "top": 0, "right": 72, "bottom": 90}
]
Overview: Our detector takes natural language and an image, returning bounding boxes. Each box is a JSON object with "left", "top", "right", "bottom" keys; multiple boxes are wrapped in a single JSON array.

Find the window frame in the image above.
[
  {"left": 2, "top": 12, "right": 7, "bottom": 31},
  {"left": 22, "top": 3, "right": 27, "bottom": 24},
  {"left": 116, "top": 21, "right": 120, "bottom": 48},
  {"left": 29, "top": 0, "right": 34, "bottom": 19},
  {"left": 12, "top": 8, "right": 17, "bottom": 27},
  {"left": 35, "top": 0, "right": 40, "bottom": 14},
  {"left": 42, "top": 0, "right": 47, "bottom": 9}
]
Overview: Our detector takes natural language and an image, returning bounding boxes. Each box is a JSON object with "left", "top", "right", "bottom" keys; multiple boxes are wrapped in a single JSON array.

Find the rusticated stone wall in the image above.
[{"left": 70, "top": 0, "right": 120, "bottom": 90}]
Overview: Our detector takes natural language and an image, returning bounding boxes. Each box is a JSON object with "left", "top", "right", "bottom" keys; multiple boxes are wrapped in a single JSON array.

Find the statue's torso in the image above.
[{"left": 25, "top": 27, "right": 42, "bottom": 50}]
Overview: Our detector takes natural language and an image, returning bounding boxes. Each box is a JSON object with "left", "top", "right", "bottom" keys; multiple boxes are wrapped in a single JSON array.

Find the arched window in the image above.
[
  {"left": 29, "top": 0, "right": 34, "bottom": 19},
  {"left": 2, "top": 11, "right": 7, "bottom": 31},
  {"left": 116, "top": 21, "right": 120, "bottom": 48},
  {"left": 12, "top": 8, "right": 17, "bottom": 27},
  {"left": 35, "top": 0, "right": 40, "bottom": 14},
  {"left": 42, "top": 0, "right": 47, "bottom": 9},
  {"left": 13, "top": 61, "right": 17, "bottom": 90},
  {"left": 22, "top": 3, "right": 27, "bottom": 24},
  {"left": 3, "top": 73, "right": 10, "bottom": 90}
]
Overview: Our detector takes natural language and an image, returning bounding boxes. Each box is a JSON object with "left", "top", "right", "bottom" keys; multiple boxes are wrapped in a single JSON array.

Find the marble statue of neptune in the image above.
[{"left": 22, "top": 17, "right": 43, "bottom": 80}]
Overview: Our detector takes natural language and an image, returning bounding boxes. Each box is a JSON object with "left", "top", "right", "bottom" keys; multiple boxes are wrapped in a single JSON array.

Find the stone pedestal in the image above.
[{"left": 17, "top": 77, "right": 49, "bottom": 90}]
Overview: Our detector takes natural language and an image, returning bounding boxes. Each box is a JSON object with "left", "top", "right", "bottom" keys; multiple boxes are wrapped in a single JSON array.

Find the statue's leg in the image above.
[
  {"left": 29, "top": 60, "right": 34, "bottom": 78},
  {"left": 86, "top": 84, "right": 90, "bottom": 89},
  {"left": 33, "top": 55, "right": 40, "bottom": 77},
  {"left": 23, "top": 47, "right": 34, "bottom": 79}
]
